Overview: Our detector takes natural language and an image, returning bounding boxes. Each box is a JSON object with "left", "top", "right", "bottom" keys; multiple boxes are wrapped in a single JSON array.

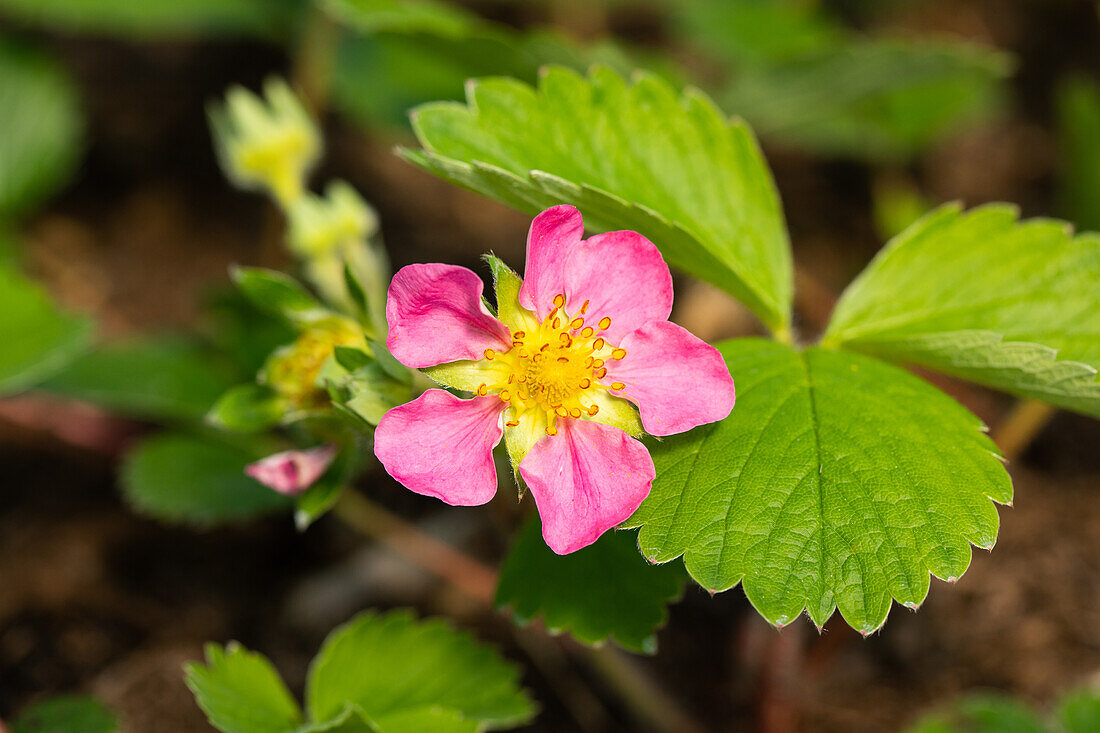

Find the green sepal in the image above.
[
  {"left": 232, "top": 266, "right": 330, "bottom": 326},
  {"left": 207, "top": 383, "right": 288, "bottom": 432}
]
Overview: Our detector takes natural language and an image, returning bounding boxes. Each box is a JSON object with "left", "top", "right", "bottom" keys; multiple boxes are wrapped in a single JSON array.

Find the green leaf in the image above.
[
  {"left": 0, "top": 40, "right": 82, "bottom": 218},
  {"left": 1057, "top": 689, "right": 1100, "bottom": 733},
  {"left": 0, "top": 0, "right": 298, "bottom": 39},
  {"left": 322, "top": 0, "right": 479, "bottom": 37},
  {"left": 185, "top": 642, "right": 303, "bottom": 733},
  {"left": 496, "top": 516, "right": 685, "bottom": 654},
  {"left": 121, "top": 432, "right": 291, "bottom": 525},
  {"left": 208, "top": 383, "right": 288, "bottom": 432},
  {"left": 372, "top": 708, "right": 477, "bottom": 733},
  {"left": 232, "top": 267, "right": 330, "bottom": 326},
  {"left": 401, "top": 65, "right": 793, "bottom": 332},
  {"left": 204, "top": 287, "right": 299, "bottom": 375},
  {"left": 41, "top": 337, "right": 237, "bottom": 421},
  {"left": 905, "top": 695, "right": 1047, "bottom": 733},
  {"left": 0, "top": 255, "right": 92, "bottom": 395},
  {"left": 717, "top": 36, "right": 1010, "bottom": 160},
  {"left": 824, "top": 204, "right": 1100, "bottom": 417},
  {"left": 624, "top": 338, "right": 1011, "bottom": 633},
  {"left": 676, "top": 0, "right": 846, "bottom": 66},
  {"left": 12, "top": 695, "right": 117, "bottom": 733},
  {"left": 307, "top": 610, "right": 536, "bottom": 729},
  {"left": 1057, "top": 76, "right": 1100, "bottom": 232},
  {"left": 294, "top": 705, "right": 379, "bottom": 733}
]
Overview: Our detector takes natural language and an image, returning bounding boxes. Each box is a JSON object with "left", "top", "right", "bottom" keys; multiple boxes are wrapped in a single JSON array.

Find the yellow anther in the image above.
[
  {"left": 611, "top": 348, "right": 627, "bottom": 360},
  {"left": 580, "top": 300, "right": 590, "bottom": 314},
  {"left": 505, "top": 419, "right": 519, "bottom": 427},
  {"left": 476, "top": 383, "right": 488, "bottom": 396},
  {"left": 592, "top": 359, "right": 605, "bottom": 368},
  {"left": 610, "top": 382, "right": 626, "bottom": 391},
  {"left": 580, "top": 327, "right": 594, "bottom": 338},
  {"left": 598, "top": 316, "right": 612, "bottom": 331},
  {"left": 579, "top": 378, "right": 591, "bottom": 389},
  {"left": 546, "top": 425, "right": 559, "bottom": 436},
  {"left": 553, "top": 293, "right": 566, "bottom": 308},
  {"left": 484, "top": 348, "right": 495, "bottom": 360},
  {"left": 513, "top": 330, "right": 526, "bottom": 339},
  {"left": 499, "top": 389, "right": 511, "bottom": 401},
  {"left": 587, "top": 404, "right": 600, "bottom": 416},
  {"left": 593, "top": 337, "right": 605, "bottom": 350},
  {"left": 596, "top": 367, "right": 607, "bottom": 379},
  {"left": 570, "top": 317, "right": 585, "bottom": 330},
  {"left": 569, "top": 408, "right": 582, "bottom": 418},
  {"left": 553, "top": 317, "right": 561, "bottom": 329}
]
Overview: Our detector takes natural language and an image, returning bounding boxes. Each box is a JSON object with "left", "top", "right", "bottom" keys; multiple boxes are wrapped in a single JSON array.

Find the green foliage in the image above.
[
  {"left": 402, "top": 65, "right": 793, "bottom": 332},
  {"left": 496, "top": 516, "right": 685, "bottom": 653},
  {"left": 41, "top": 337, "right": 237, "bottom": 421},
  {"left": 204, "top": 289, "right": 299, "bottom": 375},
  {"left": 0, "top": 40, "right": 83, "bottom": 218},
  {"left": 0, "top": 253, "right": 92, "bottom": 395},
  {"left": 208, "top": 383, "right": 288, "bottom": 432},
  {"left": 720, "top": 39, "right": 1009, "bottom": 161},
  {"left": 322, "top": 0, "right": 478, "bottom": 36},
  {"left": 624, "top": 339, "right": 1011, "bottom": 633},
  {"left": 675, "top": 0, "right": 1010, "bottom": 160},
  {"left": 186, "top": 611, "right": 536, "bottom": 733},
  {"left": 677, "top": 0, "right": 845, "bottom": 65},
  {"left": 0, "top": 0, "right": 299, "bottom": 39},
  {"left": 906, "top": 688, "right": 1100, "bottom": 733},
  {"left": 331, "top": 26, "right": 669, "bottom": 134},
  {"left": 11, "top": 695, "right": 117, "bottom": 733},
  {"left": 308, "top": 610, "right": 536, "bottom": 728},
  {"left": 121, "top": 432, "right": 291, "bottom": 525},
  {"left": 1057, "top": 76, "right": 1100, "bottom": 232},
  {"left": 293, "top": 447, "right": 352, "bottom": 530},
  {"left": 186, "top": 643, "right": 304, "bottom": 733},
  {"left": 232, "top": 267, "right": 330, "bottom": 326},
  {"left": 824, "top": 204, "right": 1100, "bottom": 417}
]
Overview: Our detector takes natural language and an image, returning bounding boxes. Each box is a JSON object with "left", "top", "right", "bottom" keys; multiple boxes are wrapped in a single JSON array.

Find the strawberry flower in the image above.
[{"left": 375, "top": 206, "right": 735, "bottom": 553}]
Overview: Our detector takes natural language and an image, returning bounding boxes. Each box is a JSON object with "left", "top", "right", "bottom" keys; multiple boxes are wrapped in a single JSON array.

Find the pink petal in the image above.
[
  {"left": 606, "top": 320, "right": 735, "bottom": 436},
  {"left": 519, "top": 419, "right": 654, "bottom": 554},
  {"left": 563, "top": 230, "right": 673, "bottom": 343},
  {"left": 245, "top": 444, "right": 338, "bottom": 496},
  {"left": 518, "top": 205, "right": 584, "bottom": 320},
  {"left": 374, "top": 389, "right": 506, "bottom": 506},
  {"left": 386, "top": 263, "right": 511, "bottom": 368}
]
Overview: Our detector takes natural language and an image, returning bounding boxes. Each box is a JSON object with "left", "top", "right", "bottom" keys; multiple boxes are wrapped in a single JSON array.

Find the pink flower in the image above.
[
  {"left": 245, "top": 444, "right": 338, "bottom": 495},
  {"left": 375, "top": 205, "right": 735, "bottom": 554}
]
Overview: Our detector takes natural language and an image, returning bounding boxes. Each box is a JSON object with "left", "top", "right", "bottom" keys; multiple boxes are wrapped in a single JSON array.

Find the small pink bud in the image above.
[{"left": 245, "top": 444, "right": 337, "bottom": 495}]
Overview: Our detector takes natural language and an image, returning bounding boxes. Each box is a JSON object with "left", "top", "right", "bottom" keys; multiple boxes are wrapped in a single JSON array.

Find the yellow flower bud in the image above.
[
  {"left": 261, "top": 317, "right": 366, "bottom": 408},
  {"left": 208, "top": 77, "right": 320, "bottom": 207},
  {"left": 286, "top": 181, "right": 379, "bottom": 259}
]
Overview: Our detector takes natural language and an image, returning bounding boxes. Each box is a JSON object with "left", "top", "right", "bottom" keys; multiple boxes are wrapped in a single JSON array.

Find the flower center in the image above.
[{"left": 479, "top": 294, "right": 627, "bottom": 435}]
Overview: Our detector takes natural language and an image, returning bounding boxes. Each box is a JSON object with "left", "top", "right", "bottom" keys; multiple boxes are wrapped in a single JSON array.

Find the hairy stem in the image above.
[{"left": 992, "top": 399, "right": 1057, "bottom": 462}]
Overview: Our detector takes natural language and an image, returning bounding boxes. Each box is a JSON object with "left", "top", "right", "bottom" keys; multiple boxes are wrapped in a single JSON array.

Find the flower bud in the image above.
[
  {"left": 262, "top": 317, "right": 366, "bottom": 408},
  {"left": 286, "top": 180, "right": 379, "bottom": 259},
  {"left": 208, "top": 77, "right": 320, "bottom": 207}
]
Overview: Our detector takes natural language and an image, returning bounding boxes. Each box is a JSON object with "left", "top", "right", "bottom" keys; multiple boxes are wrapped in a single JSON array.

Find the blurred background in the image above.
[{"left": 1, "top": 0, "right": 1099, "bottom": 731}]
